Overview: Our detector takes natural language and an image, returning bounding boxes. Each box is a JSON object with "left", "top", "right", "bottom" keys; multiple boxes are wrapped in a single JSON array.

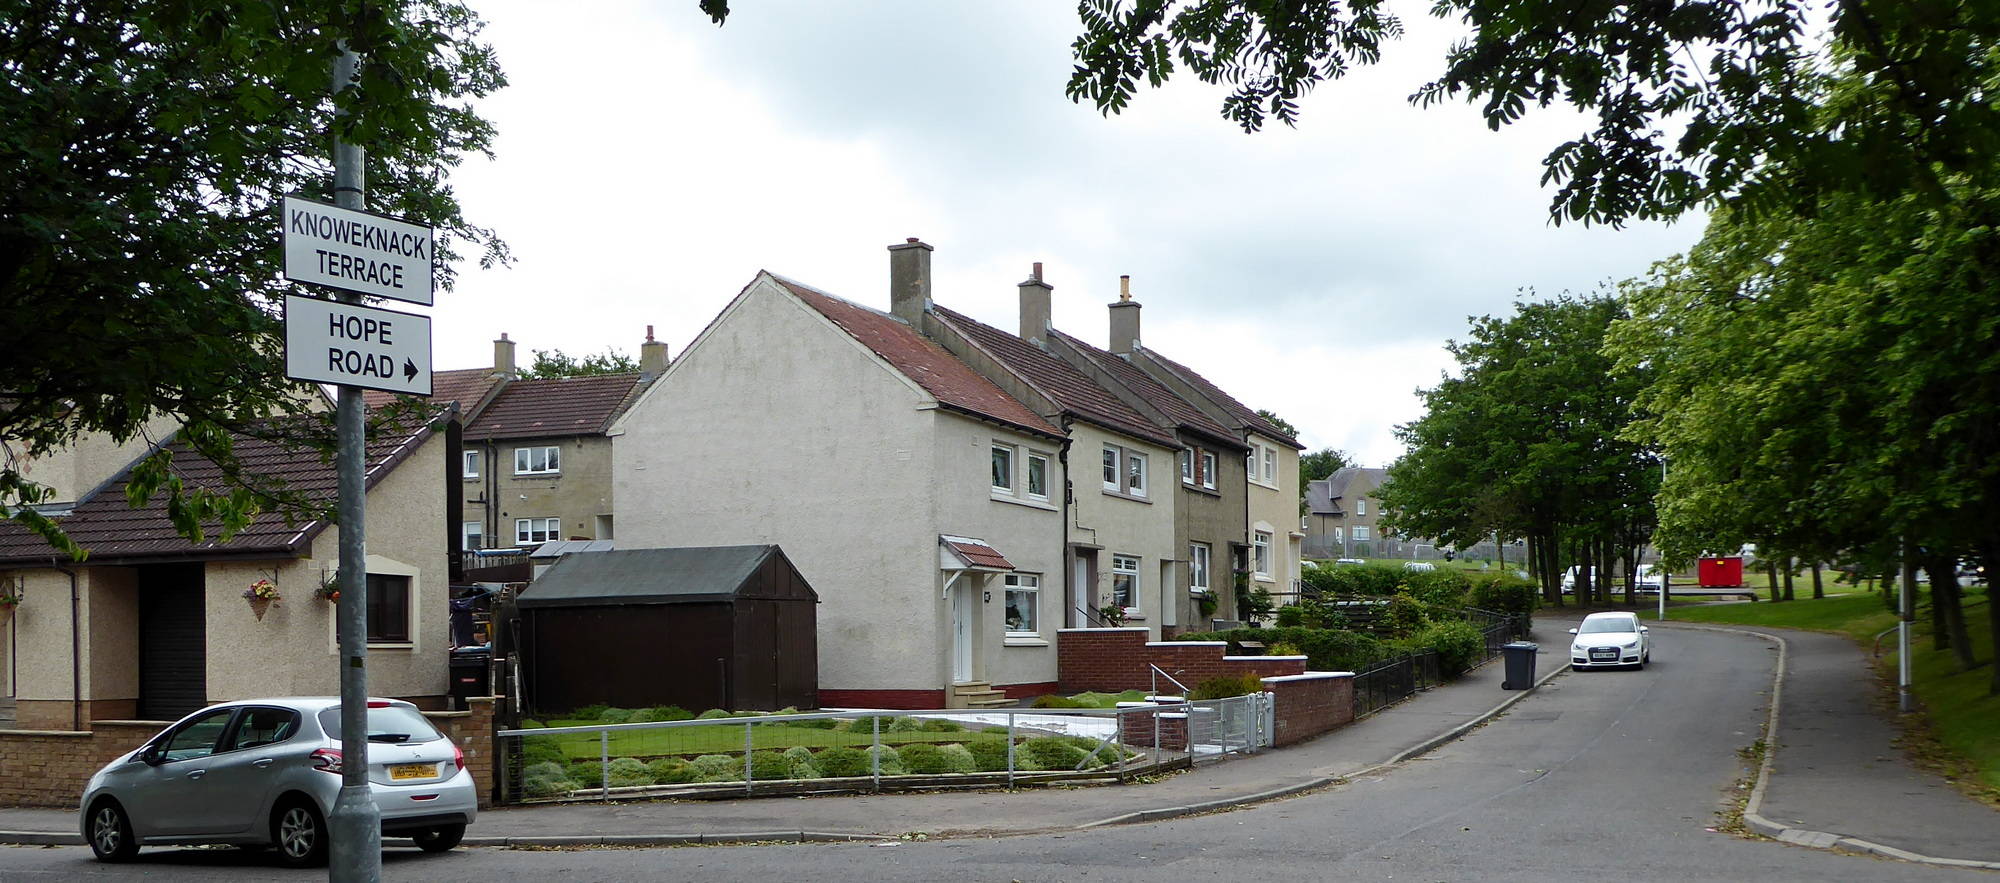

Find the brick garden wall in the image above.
[
  {"left": 421, "top": 696, "right": 496, "bottom": 809},
  {"left": 0, "top": 721, "right": 164, "bottom": 808},
  {"left": 1057, "top": 628, "right": 1307, "bottom": 694},
  {"left": 1260, "top": 673, "right": 1355, "bottom": 747}
]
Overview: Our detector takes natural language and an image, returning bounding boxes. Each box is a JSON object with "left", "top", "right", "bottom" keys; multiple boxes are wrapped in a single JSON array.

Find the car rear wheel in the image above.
[
  {"left": 87, "top": 800, "right": 138, "bottom": 862},
  {"left": 412, "top": 823, "right": 466, "bottom": 853},
  {"left": 274, "top": 800, "right": 329, "bottom": 868}
]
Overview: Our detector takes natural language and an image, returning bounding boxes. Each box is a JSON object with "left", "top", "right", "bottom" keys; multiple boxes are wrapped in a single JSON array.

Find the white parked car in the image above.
[
  {"left": 1569, "top": 612, "right": 1652, "bottom": 670},
  {"left": 80, "top": 697, "right": 476, "bottom": 866}
]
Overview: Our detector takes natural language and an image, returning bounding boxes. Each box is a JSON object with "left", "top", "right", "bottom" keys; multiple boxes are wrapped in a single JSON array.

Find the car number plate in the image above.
[
  {"left": 1590, "top": 648, "right": 1617, "bottom": 660},
  {"left": 390, "top": 763, "right": 436, "bottom": 780}
]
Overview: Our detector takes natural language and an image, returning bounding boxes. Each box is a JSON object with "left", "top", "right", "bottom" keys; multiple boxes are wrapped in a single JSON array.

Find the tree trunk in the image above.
[
  {"left": 1923, "top": 553, "right": 1976, "bottom": 670},
  {"left": 1768, "top": 561, "right": 1782, "bottom": 602},
  {"left": 1811, "top": 562, "right": 1824, "bottom": 599},
  {"left": 1782, "top": 560, "right": 1795, "bottom": 601}
]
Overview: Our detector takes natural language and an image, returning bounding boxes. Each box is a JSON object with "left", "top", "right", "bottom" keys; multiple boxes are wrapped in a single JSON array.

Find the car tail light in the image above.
[
  {"left": 452, "top": 743, "right": 466, "bottom": 772},
  {"left": 366, "top": 700, "right": 392, "bottom": 708},
  {"left": 310, "top": 748, "right": 343, "bottom": 774}
]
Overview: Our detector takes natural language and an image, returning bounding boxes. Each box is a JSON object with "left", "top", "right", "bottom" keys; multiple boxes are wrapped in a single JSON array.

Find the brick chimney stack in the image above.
[
  {"left": 1018, "top": 261, "right": 1052, "bottom": 343},
  {"left": 1108, "top": 275, "right": 1141, "bottom": 355},
  {"left": 887, "top": 238, "right": 933, "bottom": 325},
  {"left": 493, "top": 332, "right": 516, "bottom": 377},
  {"left": 639, "top": 325, "right": 669, "bottom": 381}
]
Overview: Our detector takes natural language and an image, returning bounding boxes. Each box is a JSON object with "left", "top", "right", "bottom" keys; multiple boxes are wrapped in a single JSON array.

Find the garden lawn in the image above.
[
  {"left": 531, "top": 721, "right": 1005, "bottom": 761},
  {"left": 1670, "top": 588, "right": 1997, "bottom": 798}
]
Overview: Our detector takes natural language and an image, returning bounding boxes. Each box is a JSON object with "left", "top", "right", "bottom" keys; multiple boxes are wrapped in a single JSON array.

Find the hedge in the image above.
[{"left": 1178, "top": 626, "right": 1387, "bottom": 672}]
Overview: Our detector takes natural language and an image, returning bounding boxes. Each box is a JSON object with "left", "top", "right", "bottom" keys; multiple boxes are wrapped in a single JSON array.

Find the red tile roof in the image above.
[
  {"left": 363, "top": 367, "right": 503, "bottom": 418},
  {"left": 775, "top": 277, "right": 1061, "bottom": 439},
  {"left": 941, "top": 535, "right": 1015, "bottom": 571},
  {"left": 1136, "top": 349, "right": 1302, "bottom": 448},
  {"left": 931, "top": 307, "right": 1179, "bottom": 448},
  {"left": 465, "top": 373, "right": 647, "bottom": 441},
  {"left": 1052, "top": 332, "right": 1245, "bottom": 448},
  {"left": 0, "top": 413, "right": 443, "bottom": 565}
]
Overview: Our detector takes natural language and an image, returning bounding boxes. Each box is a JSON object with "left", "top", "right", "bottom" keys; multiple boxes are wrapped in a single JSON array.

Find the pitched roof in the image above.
[
  {"left": 1052, "top": 332, "right": 1244, "bottom": 448},
  {"left": 775, "top": 277, "right": 1061, "bottom": 439},
  {"left": 941, "top": 535, "right": 1015, "bottom": 571},
  {"left": 465, "top": 373, "right": 647, "bottom": 441},
  {"left": 1305, "top": 478, "right": 1341, "bottom": 515},
  {"left": 362, "top": 367, "right": 503, "bottom": 418},
  {"left": 1136, "top": 348, "right": 1303, "bottom": 449},
  {"left": 930, "top": 307, "right": 1179, "bottom": 448},
  {"left": 1316, "top": 467, "right": 1386, "bottom": 511},
  {"left": 516, "top": 545, "right": 805, "bottom": 608},
  {"left": 0, "top": 414, "right": 442, "bottom": 565}
]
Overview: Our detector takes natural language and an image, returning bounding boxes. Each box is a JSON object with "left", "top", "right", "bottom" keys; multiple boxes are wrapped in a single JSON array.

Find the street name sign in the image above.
[
  {"left": 280, "top": 194, "right": 435, "bottom": 306},
  {"left": 284, "top": 295, "right": 433, "bottom": 396}
]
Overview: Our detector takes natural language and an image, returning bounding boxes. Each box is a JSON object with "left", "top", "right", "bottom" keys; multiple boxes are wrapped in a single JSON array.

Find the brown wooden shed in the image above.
[{"left": 515, "top": 545, "right": 818, "bottom": 715}]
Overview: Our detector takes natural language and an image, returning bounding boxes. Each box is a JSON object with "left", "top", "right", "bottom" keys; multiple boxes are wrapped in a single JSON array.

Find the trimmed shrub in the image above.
[
  {"left": 695, "top": 709, "right": 733, "bottom": 720},
  {"left": 520, "top": 736, "right": 567, "bottom": 767},
  {"left": 1468, "top": 577, "right": 1538, "bottom": 620},
  {"left": 936, "top": 743, "right": 978, "bottom": 774},
  {"left": 1400, "top": 569, "right": 1471, "bottom": 606},
  {"left": 813, "top": 746, "right": 870, "bottom": 778},
  {"left": 1383, "top": 593, "right": 1430, "bottom": 636},
  {"left": 1409, "top": 619, "right": 1486, "bottom": 677},
  {"left": 629, "top": 705, "right": 694, "bottom": 724},
  {"left": 868, "top": 745, "right": 906, "bottom": 776},
  {"left": 782, "top": 745, "right": 822, "bottom": 779},
  {"left": 568, "top": 760, "right": 607, "bottom": 787},
  {"left": 646, "top": 758, "right": 695, "bottom": 785},
  {"left": 789, "top": 716, "right": 840, "bottom": 729},
  {"left": 1179, "top": 626, "right": 1386, "bottom": 672},
  {"left": 918, "top": 718, "right": 966, "bottom": 732},
  {"left": 1274, "top": 605, "right": 1306, "bottom": 627},
  {"left": 1188, "top": 672, "right": 1265, "bottom": 700},
  {"left": 520, "top": 719, "right": 546, "bottom": 729},
  {"left": 607, "top": 757, "right": 651, "bottom": 788},
  {"left": 687, "top": 754, "right": 743, "bottom": 783},
  {"left": 597, "top": 707, "right": 635, "bottom": 725},
  {"left": 965, "top": 737, "right": 1012, "bottom": 772},
  {"left": 897, "top": 743, "right": 952, "bottom": 774},
  {"left": 1031, "top": 694, "right": 1083, "bottom": 709},
  {"left": 567, "top": 704, "right": 611, "bottom": 721},
  {"left": 1020, "top": 736, "right": 1086, "bottom": 771},
  {"left": 521, "top": 762, "right": 576, "bottom": 799},
  {"left": 886, "top": 716, "right": 922, "bottom": 733},
  {"left": 748, "top": 750, "right": 793, "bottom": 780}
]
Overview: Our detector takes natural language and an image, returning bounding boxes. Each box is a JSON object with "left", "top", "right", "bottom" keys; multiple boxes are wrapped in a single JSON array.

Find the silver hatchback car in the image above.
[{"left": 80, "top": 697, "right": 477, "bottom": 866}]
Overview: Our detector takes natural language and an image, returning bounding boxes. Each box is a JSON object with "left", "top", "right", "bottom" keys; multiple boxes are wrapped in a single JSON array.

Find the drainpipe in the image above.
[
  {"left": 1057, "top": 416, "right": 1073, "bottom": 629},
  {"left": 53, "top": 560, "right": 80, "bottom": 731}
]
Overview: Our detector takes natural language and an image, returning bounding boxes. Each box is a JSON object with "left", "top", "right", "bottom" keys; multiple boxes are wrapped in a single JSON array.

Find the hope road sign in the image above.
[
  {"left": 284, "top": 295, "right": 432, "bottom": 396},
  {"left": 280, "top": 195, "right": 435, "bottom": 306}
]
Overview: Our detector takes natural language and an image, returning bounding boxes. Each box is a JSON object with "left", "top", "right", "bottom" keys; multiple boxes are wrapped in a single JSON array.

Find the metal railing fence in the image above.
[
  {"left": 1350, "top": 649, "right": 1442, "bottom": 718},
  {"left": 495, "top": 696, "right": 1274, "bottom": 805}
]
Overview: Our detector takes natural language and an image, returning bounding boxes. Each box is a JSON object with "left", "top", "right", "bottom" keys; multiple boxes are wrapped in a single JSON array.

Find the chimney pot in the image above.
[
  {"left": 1018, "top": 262, "right": 1053, "bottom": 342},
  {"left": 1119, "top": 275, "right": 1131, "bottom": 303}
]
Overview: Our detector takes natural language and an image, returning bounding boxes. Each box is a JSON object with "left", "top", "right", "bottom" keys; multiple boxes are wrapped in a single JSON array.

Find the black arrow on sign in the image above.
[{"left": 403, "top": 358, "right": 418, "bottom": 381}]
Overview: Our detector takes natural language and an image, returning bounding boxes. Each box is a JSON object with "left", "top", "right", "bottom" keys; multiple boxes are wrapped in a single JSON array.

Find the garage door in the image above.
[{"left": 138, "top": 565, "right": 207, "bottom": 721}]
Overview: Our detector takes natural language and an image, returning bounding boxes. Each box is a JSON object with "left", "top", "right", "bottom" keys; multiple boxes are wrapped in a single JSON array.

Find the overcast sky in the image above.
[{"left": 427, "top": 1, "right": 1702, "bottom": 467}]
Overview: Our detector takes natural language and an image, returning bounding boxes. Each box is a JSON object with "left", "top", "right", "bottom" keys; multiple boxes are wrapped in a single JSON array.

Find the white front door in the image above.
[{"left": 951, "top": 579, "right": 974, "bottom": 683}]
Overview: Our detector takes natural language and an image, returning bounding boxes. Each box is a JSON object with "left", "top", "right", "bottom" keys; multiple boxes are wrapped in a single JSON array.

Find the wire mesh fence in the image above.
[{"left": 496, "top": 695, "right": 1274, "bottom": 805}]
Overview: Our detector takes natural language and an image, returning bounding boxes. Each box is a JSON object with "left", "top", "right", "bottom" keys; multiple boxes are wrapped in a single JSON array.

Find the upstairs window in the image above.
[
  {"left": 514, "top": 446, "right": 560, "bottom": 475},
  {"left": 1356, "top": 499, "right": 1367, "bottom": 516},
  {"left": 1026, "top": 452, "right": 1050, "bottom": 501},
  {"left": 1263, "top": 448, "right": 1277, "bottom": 483},
  {"left": 1125, "top": 451, "right": 1148, "bottom": 497},
  {"left": 462, "top": 450, "right": 481, "bottom": 479},
  {"left": 516, "top": 517, "right": 559, "bottom": 545},
  {"left": 1101, "top": 446, "right": 1120, "bottom": 492},
  {"left": 1201, "top": 451, "right": 1218, "bottom": 490},
  {"left": 991, "top": 444, "right": 1015, "bottom": 493},
  {"left": 1180, "top": 449, "right": 1195, "bottom": 485}
]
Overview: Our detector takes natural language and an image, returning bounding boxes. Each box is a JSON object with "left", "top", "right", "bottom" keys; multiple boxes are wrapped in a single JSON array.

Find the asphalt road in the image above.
[{"left": 3, "top": 627, "right": 1985, "bottom": 881}]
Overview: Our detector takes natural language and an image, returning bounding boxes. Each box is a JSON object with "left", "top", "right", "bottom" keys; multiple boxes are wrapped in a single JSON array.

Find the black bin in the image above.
[
  {"left": 1501, "top": 641, "right": 1538, "bottom": 690},
  {"left": 448, "top": 649, "right": 492, "bottom": 709}
]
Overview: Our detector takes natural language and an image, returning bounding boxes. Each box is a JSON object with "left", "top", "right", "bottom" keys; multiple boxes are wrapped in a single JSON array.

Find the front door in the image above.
[
  {"left": 951, "top": 579, "right": 973, "bottom": 683},
  {"left": 137, "top": 564, "right": 207, "bottom": 721}
]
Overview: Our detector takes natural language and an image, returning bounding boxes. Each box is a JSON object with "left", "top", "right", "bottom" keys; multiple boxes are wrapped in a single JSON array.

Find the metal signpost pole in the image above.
[
  {"left": 327, "top": 45, "right": 382, "bottom": 883},
  {"left": 1899, "top": 548, "right": 1915, "bottom": 713}
]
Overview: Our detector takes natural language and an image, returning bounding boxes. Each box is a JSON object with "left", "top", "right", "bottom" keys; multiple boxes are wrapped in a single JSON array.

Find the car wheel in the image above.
[
  {"left": 412, "top": 823, "right": 466, "bottom": 853},
  {"left": 87, "top": 800, "right": 138, "bottom": 862},
  {"left": 273, "top": 799, "right": 329, "bottom": 868}
]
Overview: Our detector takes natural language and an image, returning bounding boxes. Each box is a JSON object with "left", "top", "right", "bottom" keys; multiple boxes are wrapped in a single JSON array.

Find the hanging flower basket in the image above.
[
  {"left": 316, "top": 570, "right": 340, "bottom": 604},
  {"left": 243, "top": 579, "right": 281, "bottom": 621},
  {"left": 0, "top": 592, "right": 18, "bottom": 624}
]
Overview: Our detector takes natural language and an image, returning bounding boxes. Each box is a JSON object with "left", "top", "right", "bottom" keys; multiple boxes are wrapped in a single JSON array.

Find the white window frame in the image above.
[
  {"left": 1254, "top": 531, "right": 1273, "bottom": 578},
  {"left": 991, "top": 443, "right": 1015, "bottom": 494},
  {"left": 1026, "top": 451, "right": 1051, "bottom": 501},
  {"left": 514, "top": 445, "right": 560, "bottom": 475},
  {"left": 1189, "top": 543, "right": 1211, "bottom": 594},
  {"left": 461, "top": 521, "right": 483, "bottom": 552},
  {"left": 1201, "top": 450, "right": 1218, "bottom": 490},
  {"left": 1101, "top": 446, "right": 1121, "bottom": 493},
  {"left": 1004, "top": 573, "right": 1040, "bottom": 636},
  {"left": 462, "top": 450, "right": 481, "bottom": 479},
  {"left": 1111, "top": 554, "right": 1140, "bottom": 611},
  {"left": 1180, "top": 449, "right": 1195, "bottom": 485},
  {"left": 1353, "top": 525, "right": 1371, "bottom": 542},
  {"left": 515, "top": 517, "right": 560, "bottom": 545},
  {"left": 1263, "top": 447, "right": 1277, "bottom": 483},
  {"left": 1125, "top": 451, "right": 1148, "bottom": 498},
  {"left": 1356, "top": 499, "right": 1367, "bottom": 516}
]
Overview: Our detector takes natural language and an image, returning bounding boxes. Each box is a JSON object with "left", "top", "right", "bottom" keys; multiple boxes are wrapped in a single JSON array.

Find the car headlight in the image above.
[{"left": 1621, "top": 639, "right": 1639, "bottom": 648}]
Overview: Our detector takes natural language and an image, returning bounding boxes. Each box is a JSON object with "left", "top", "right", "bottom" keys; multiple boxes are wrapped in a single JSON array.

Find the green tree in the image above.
[
  {"left": 1254, "top": 408, "right": 1299, "bottom": 439},
  {"left": 1379, "top": 296, "right": 1655, "bottom": 603},
  {"left": 1064, "top": 0, "right": 2000, "bottom": 226},
  {"left": 518, "top": 348, "right": 638, "bottom": 379},
  {"left": 1, "top": 0, "right": 507, "bottom": 556}
]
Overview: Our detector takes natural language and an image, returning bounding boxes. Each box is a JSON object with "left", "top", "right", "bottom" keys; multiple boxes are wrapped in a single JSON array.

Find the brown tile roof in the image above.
[
  {"left": 465, "top": 373, "right": 646, "bottom": 441},
  {"left": 363, "top": 367, "right": 502, "bottom": 419},
  {"left": 931, "top": 307, "right": 1179, "bottom": 448},
  {"left": 775, "top": 277, "right": 1062, "bottom": 439},
  {"left": 941, "top": 535, "right": 1015, "bottom": 571},
  {"left": 1136, "top": 349, "right": 1303, "bottom": 448},
  {"left": 1052, "top": 332, "right": 1245, "bottom": 448},
  {"left": 0, "top": 414, "right": 442, "bottom": 565}
]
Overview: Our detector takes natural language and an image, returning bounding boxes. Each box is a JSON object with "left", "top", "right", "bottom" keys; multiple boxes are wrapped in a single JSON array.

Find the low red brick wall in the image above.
[
  {"left": 1261, "top": 673, "right": 1355, "bottom": 747},
  {"left": 422, "top": 696, "right": 496, "bottom": 809},
  {"left": 1057, "top": 628, "right": 1307, "bottom": 693},
  {"left": 0, "top": 720, "right": 166, "bottom": 808},
  {"left": 999, "top": 681, "right": 1058, "bottom": 700}
]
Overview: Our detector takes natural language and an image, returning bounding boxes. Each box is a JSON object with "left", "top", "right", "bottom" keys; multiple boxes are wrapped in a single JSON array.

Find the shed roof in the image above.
[{"left": 515, "top": 545, "right": 808, "bottom": 607}]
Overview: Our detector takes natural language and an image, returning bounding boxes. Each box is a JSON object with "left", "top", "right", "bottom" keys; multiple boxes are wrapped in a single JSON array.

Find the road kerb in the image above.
[
  {"left": 1078, "top": 652, "right": 1570, "bottom": 830},
  {"left": 1662, "top": 621, "right": 2000, "bottom": 871}
]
